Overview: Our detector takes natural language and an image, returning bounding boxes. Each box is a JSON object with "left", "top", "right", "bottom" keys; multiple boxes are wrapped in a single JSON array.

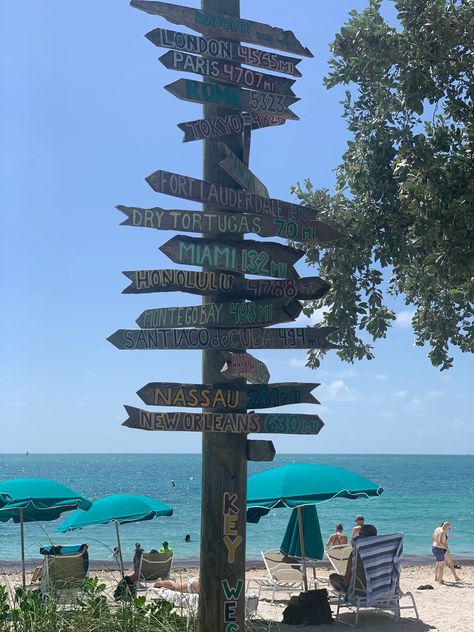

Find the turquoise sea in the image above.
[{"left": 1, "top": 454, "right": 473, "bottom": 565}]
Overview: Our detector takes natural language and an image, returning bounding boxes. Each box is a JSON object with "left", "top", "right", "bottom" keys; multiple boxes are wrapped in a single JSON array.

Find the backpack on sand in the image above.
[
  {"left": 282, "top": 588, "right": 333, "bottom": 625},
  {"left": 114, "top": 575, "right": 137, "bottom": 601}
]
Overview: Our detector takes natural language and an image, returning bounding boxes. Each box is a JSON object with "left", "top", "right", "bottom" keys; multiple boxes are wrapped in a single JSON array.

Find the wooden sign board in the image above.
[
  {"left": 118, "top": 206, "right": 343, "bottom": 242},
  {"left": 165, "top": 79, "right": 299, "bottom": 120},
  {"left": 145, "top": 28, "right": 302, "bottom": 77},
  {"left": 146, "top": 170, "right": 319, "bottom": 222},
  {"left": 107, "top": 326, "right": 338, "bottom": 351},
  {"left": 136, "top": 298, "right": 302, "bottom": 329},
  {"left": 122, "top": 269, "right": 331, "bottom": 301},
  {"left": 123, "top": 406, "right": 324, "bottom": 435},
  {"left": 159, "top": 235, "right": 304, "bottom": 279},
  {"left": 247, "top": 440, "right": 276, "bottom": 462},
  {"left": 160, "top": 51, "right": 296, "bottom": 95},
  {"left": 136, "top": 382, "right": 320, "bottom": 409},
  {"left": 130, "top": 1, "right": 314, "bottom": 58},
  {"left": 220, "top": 352, "right": 270, "bottom": 384},
  {"left": 178, "top": 112, "right": 285, "bottom": 143},
  {"left": 218, "top": 143, "right": 269, "bottom": 197}
]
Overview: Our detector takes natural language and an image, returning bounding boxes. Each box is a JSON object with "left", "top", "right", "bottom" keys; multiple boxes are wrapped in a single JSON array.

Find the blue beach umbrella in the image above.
[
  {"left": 280, "top": 505, "right": 324, "bottom": 561},
  {"left": 247, "top": 464, "right": 383, "bottom": 589},
  {"left": 56, "top": 494, "right": 173, "bottom": 576},
  {"left": 0, "top": 478, "right": 91, "bottom": 587}
]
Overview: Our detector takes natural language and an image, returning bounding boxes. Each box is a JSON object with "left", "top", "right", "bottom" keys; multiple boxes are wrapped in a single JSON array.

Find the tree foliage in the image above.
[{"left": 295, "top": 0, "right": 474, "bottom": 370}]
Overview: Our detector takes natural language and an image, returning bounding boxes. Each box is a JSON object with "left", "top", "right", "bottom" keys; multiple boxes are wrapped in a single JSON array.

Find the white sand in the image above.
[{"left": 1, "top": 563, "right": 473, "bottom": 631}]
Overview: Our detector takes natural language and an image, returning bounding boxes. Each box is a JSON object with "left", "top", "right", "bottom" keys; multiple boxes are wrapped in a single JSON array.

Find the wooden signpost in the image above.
[
  {"left": 114, "top": 3, "right": 337, "bottom": 629},
  {"left": 131, "top": 0, "right": 314, "bottom": 58},
  {"left": 107, "top": 326, "right": 338, "bottom": 351},
  {"left": 135, "top": 298, "right": 302, "bottom": 328},
  {"left": 136, "top": 382, "right": 320, "bottom": 409},
  {"left": 145, "top": 169, "right": 321, "bottom": 221},
  {"left": 145, "top": 28, "right": 303, "bottom": 77},
  {"left": 118, "top": 206, "right": 344, "bottom": 242},
  {"left": 178, "top": 112, "right": 286, "bottom": 142},
  {"left": 165, "top": 78, "right": 299, "bottom": 120},
  {"left": 160, "top": 50, "right": 296, "bottom": 95},
  {"left": 122, "top": 269, "right": 331, "bottom": 301},
  {"left": 159, "top": 234, "right": 304, "bottom": 278},
  {"left": 122, "top": 405, "right": 324, "bottom": 435},
  {"left": 220, "top": 351, "right": 270, "bottom": 384}
]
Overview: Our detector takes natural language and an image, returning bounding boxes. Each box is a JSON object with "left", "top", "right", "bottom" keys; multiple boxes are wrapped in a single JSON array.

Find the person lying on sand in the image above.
[{"left": 154, "top": 576, "right": 200, "bottom": 593}]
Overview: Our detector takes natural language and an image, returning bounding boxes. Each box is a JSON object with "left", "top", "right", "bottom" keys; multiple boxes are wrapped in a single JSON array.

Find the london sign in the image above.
[{"left": 145, "top": 28, "right": 302, "bottom": 77}]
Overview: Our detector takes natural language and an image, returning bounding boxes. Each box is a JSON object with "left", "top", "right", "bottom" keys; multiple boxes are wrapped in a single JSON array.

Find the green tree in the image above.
[{"left": 295, "top": 0, "right": 474, "bottom": 370}]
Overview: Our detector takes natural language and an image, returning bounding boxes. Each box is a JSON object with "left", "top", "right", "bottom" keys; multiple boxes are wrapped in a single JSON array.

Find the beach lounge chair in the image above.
[
  {"left": 325, "top": 543, "right": 352, "bottom": 575},
  {"left": 328, "top": 533, "right": 419, "bottom": 625},
  {"left": 39, "top": 544, "right": 89, "bottom": 602},
  {"left": 246, "top": 549, "right": 309, "bottom": 604},
  {"left": 151, "top": 587, "right": 258, "bottom": 620},
  {"left": 137, "top": 551, "right": 173, "bottom": 589}
]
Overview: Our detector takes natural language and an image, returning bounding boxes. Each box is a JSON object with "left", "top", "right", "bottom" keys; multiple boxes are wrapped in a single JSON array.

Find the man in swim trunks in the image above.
[{"left": 432, "top": 522, "right": 461, "bottom": 583}]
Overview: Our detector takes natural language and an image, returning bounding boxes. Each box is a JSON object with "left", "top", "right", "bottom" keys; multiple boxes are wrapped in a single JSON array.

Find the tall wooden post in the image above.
[{"left": 199, "top": 1, "right": 247, "bottom": 630}]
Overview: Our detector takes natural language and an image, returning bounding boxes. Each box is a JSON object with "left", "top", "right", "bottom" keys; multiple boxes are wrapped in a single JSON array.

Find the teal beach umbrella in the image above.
[
  {"left": 247, "top": 464, "right": 383, "bottom": 589},
  {"left": 56, "top": 494, "right": 173, "bottom": 576},
  {"left": 0, "top": 478, "right": 91, "bottom": 587},
  {"left": 280, "top": 505, "right": 324, "bottom": 561}
]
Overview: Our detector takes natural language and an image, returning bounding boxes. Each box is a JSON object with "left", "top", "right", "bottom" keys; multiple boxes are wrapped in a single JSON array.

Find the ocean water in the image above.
[{"left": 0, "top": 454, "right": 473, "bottom": 565}]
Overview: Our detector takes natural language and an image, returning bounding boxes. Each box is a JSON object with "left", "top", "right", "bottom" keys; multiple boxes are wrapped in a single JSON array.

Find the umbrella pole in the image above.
[
  {"left": 297, "top": 506, "right": 308, "bottom": 591},
  {"left": 114, "top": 521, "right": 124, "bottom": 577},
  {"left": 20, "top": 508, "right": 26, "bottom": 589}
]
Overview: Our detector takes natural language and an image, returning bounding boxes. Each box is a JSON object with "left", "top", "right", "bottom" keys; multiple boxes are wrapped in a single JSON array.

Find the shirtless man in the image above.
[
  {"left": 351, "top": 515, "right": 365, "bottom": 541},
  {"left": 154, "top": 576, "right": 199, "bottom": 593},
  {"left": 432, "top": 522, "right": 460, "bottom": 583},
  {"left": 326, "top": 524, "right": 348, "bottom": 548}
]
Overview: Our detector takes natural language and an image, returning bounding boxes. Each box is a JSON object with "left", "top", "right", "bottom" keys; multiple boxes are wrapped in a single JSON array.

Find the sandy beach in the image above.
[{"left": 1, "top": 561, "right": 472, "bottom": 631}]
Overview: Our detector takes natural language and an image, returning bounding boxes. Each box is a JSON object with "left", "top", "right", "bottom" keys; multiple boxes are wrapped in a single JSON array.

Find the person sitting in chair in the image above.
[
  {"left": 329, "top": 524, "right": 377, "bottom": 594},
  {"left": 326, "top": 524, "right": 348, "bottom": 548}
]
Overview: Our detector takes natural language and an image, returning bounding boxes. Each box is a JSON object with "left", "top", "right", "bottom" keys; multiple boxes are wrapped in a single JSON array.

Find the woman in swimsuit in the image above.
[
  {"left": 326, "top": 524, "right": 348, "bottom": 548},
  {"left": 154, "top": 576, "right": 200, "bottom": 593}
]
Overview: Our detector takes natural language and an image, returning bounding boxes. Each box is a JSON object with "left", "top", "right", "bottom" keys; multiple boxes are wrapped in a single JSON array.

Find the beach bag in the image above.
[
  {"left": 114, "top": 575, "right": 137, "bottom": 601},
  {"left": 282, "top": 588, "right": 333, "bottom": 625}
]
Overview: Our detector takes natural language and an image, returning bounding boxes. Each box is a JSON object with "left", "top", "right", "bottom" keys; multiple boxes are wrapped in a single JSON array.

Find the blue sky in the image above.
[{"left": 1, "top": 0, "right": 472, "bottom": 454}]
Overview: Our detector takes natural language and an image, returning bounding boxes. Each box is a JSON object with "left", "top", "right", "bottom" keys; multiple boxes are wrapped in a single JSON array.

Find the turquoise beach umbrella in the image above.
[
  {"left": 247, "top": 464, "right": 383, "bottom": 589},
  {"left": 56, "top": 494, "right": 173, "bottom": 576},
  {"left": 0, "top": 478, "right": 91, "bottom": 587},
  {"left": 280, "top": 505, "right": 324, "bottom": 561}
]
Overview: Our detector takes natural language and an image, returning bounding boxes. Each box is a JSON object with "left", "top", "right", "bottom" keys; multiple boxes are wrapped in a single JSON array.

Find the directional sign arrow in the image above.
[
  {"left": 122, "top": 406, "right": 324, "bottom": 435},
  {"left": 145, "top": 28, "right": 302, "bottom": 77},
  {"left": 159, "top": 50, "right": 296, "bottom": 96},
  {"left": 107, "top": 326, "right": 338, "bottom": 351},
  {"left": 117, "top": 206, "right": 344, "bottom": 242},
  {"left": 121, "top": 270, "right": 331, "bottom": 301},
  {"left": 145, "top": 170, "right": 320, "bottom": 222},
  {"left": 165, "top": 79, "right": 299, "bottom": 120},
  {"left": 136, "top": 299, "right": 302, "bottom": 329},
  {"left": 159, "top": 235, "right": 304, "bottom": 279},
  {"left": 218, "top": 143, "right": 269, "bottom": 197},
  {"left": 220, "top": 352, "right": 270, "bottom": 384},
  {"left": 130, "top": 1, "right": 314, "bottom": 58},
  {"left": 136, "top": 382, "right": 320, "bottom": 409},
  {"left": 178, "top": 112, "right": 286, "bottom": 143}
]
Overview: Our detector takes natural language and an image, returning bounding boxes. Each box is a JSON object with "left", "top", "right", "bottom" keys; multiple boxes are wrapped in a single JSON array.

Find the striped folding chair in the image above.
[{"left": 331, "top": 533, "right": 419, "bottom": 626}]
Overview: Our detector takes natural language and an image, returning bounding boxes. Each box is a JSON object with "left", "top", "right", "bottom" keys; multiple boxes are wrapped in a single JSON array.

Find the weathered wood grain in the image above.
[
  {"left": 130, "top": 1, "right": 314, "bottom": 57},
  {"left": 220, "top": 351, "right": 270, "bottom": 384},
  {"left": 123, "top": 405, "right": 324, "bottom": 435},
  {"left": 218, "top": 143, "right": 269, "bottom": 196},
  {"left": 159, "top": 235, "right": 304, "bottom": 279},
  {"left": 178, "top": 112, "right": 285, "bottom": 142},
  {"left": 145, "top": 28, "right": 302, "bottom": 77}
]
